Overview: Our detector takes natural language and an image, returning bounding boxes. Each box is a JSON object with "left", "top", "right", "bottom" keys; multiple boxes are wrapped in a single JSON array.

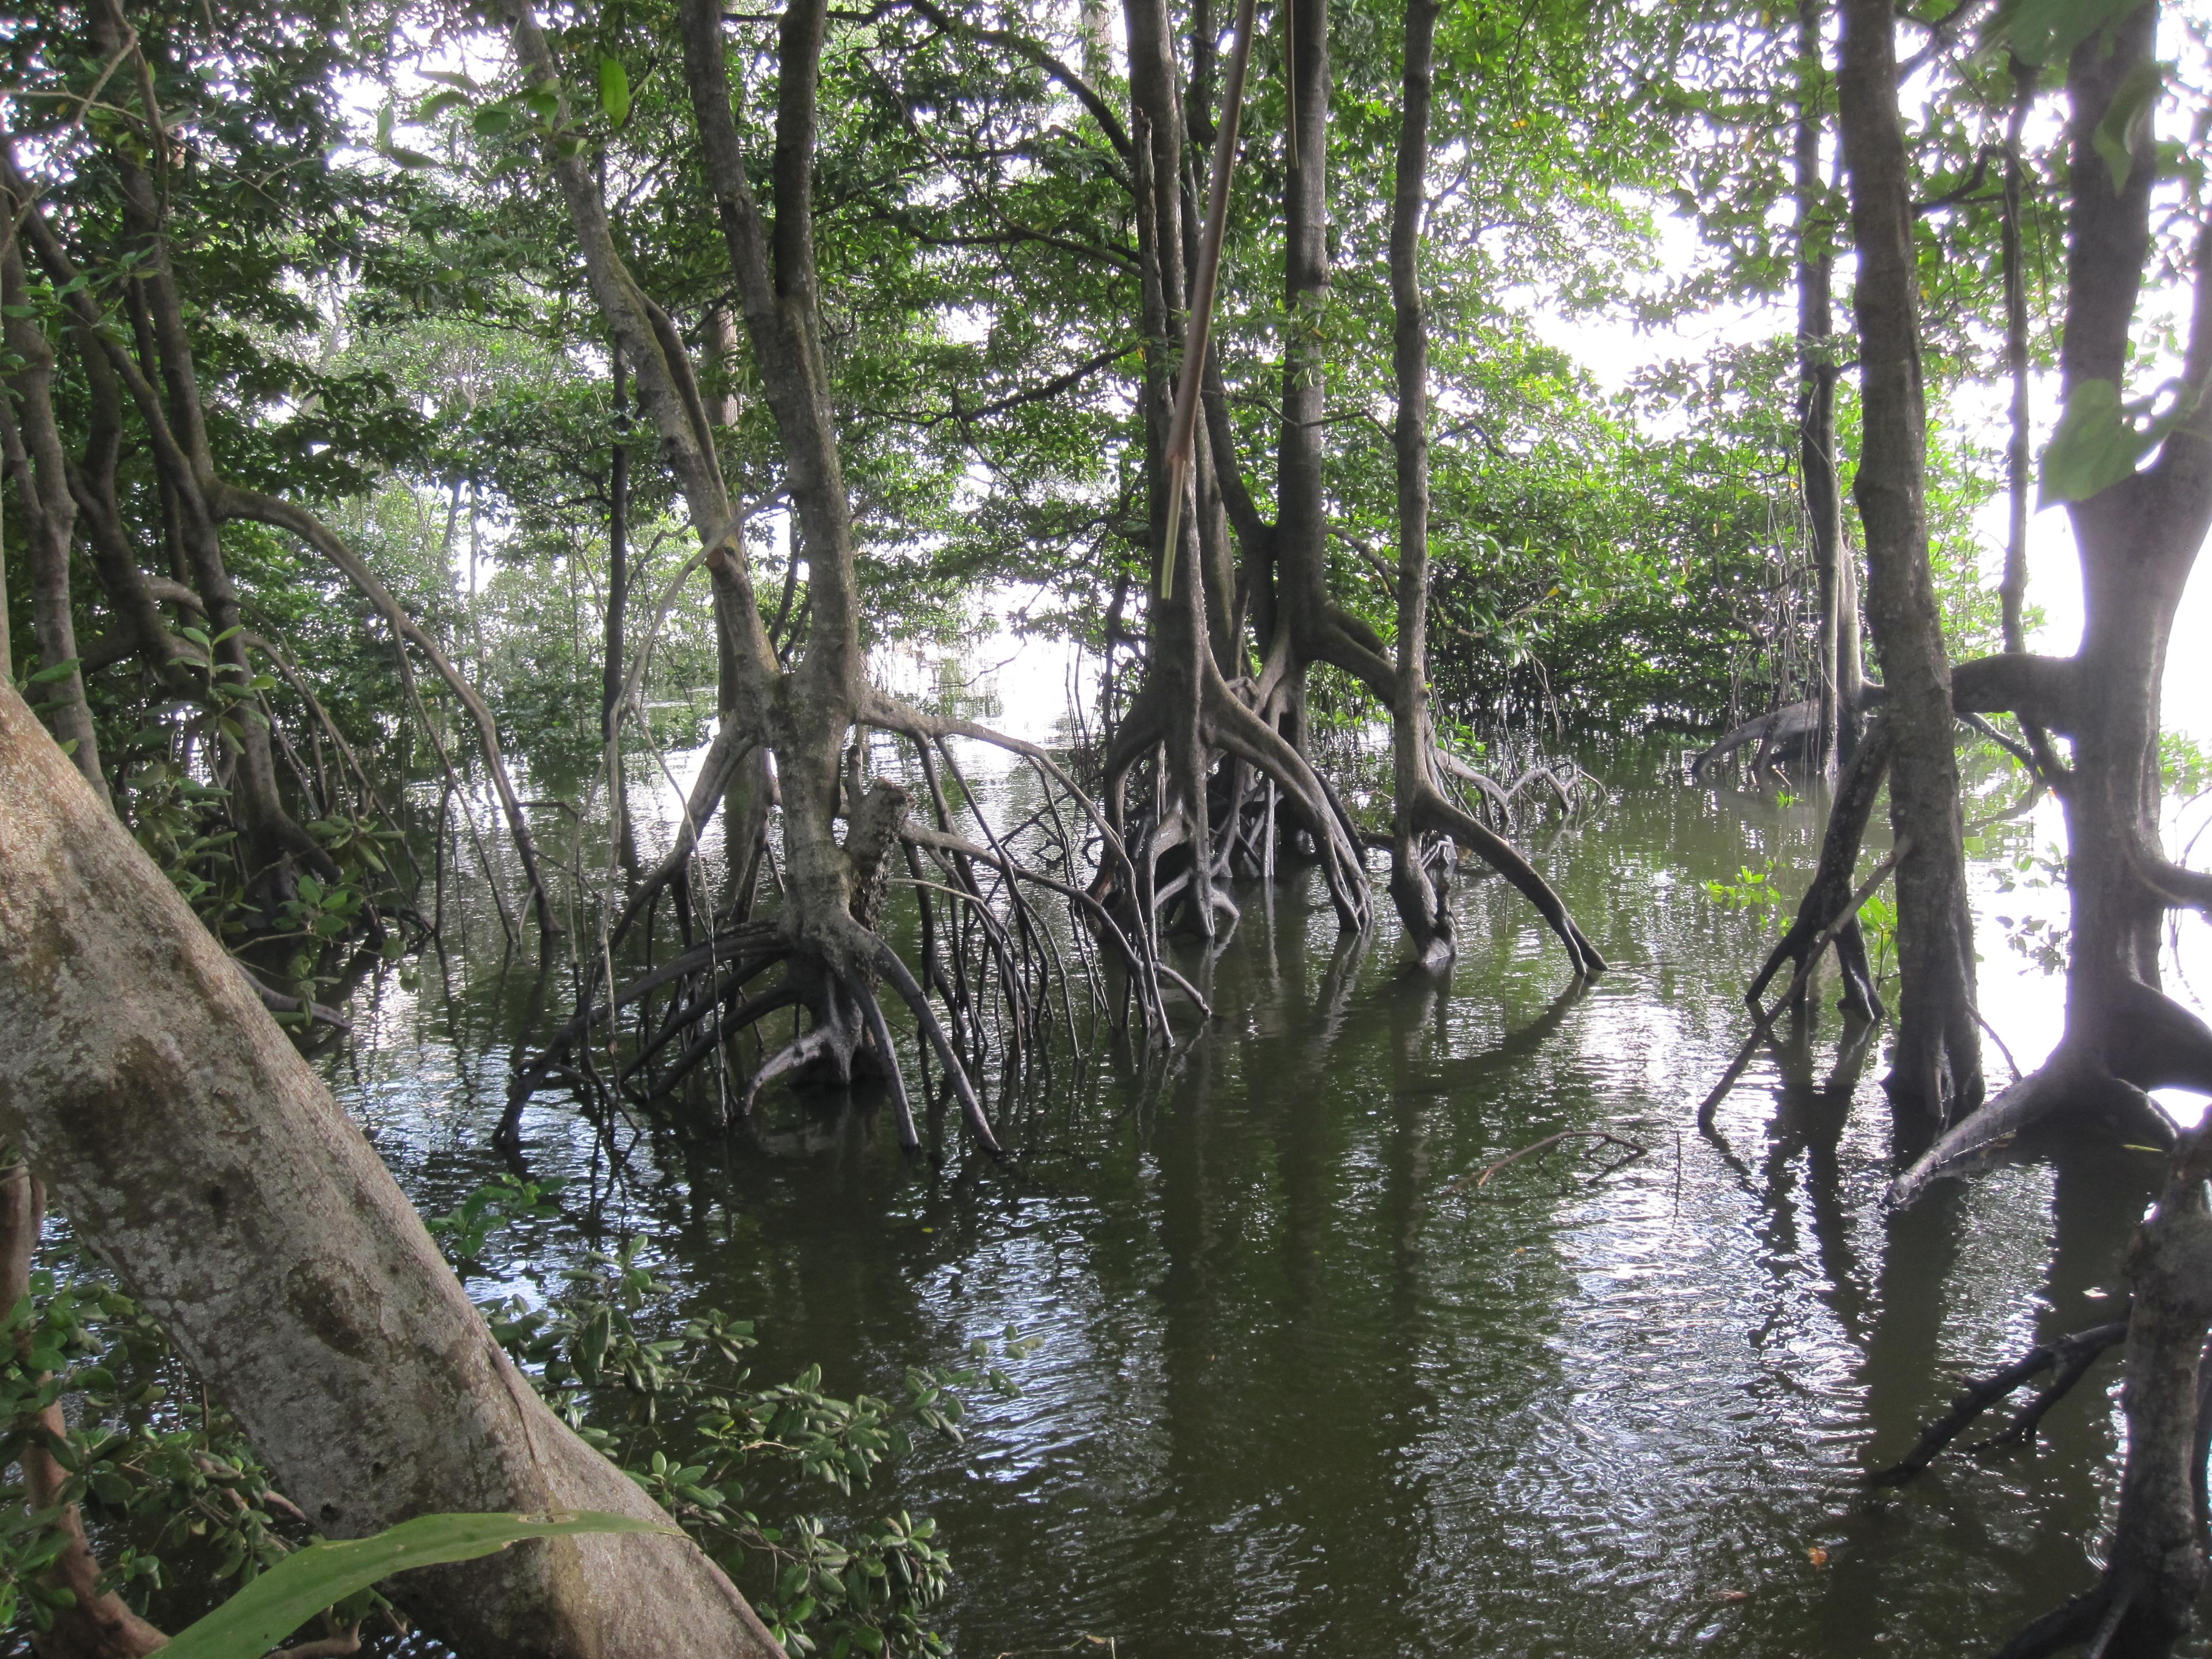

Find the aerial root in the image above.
[
  {"left": 1699, "top": 838, "right": 1907, "bottom": 1127},
  {"left": 505, "top": 690, "right": 1137, "bottom": 1152},
  {"left": 641, "top": 984, "right": 803, "bottom": 1104},
  {"left": 498, "top": 923, "right": 786, "bottom": 1142},
  {"left": 1887, "top": 1058, "right": 2170, "bottom": 1210},
  {"left": 1689, "top": 699, "right": 1819, "bottom": 783},
  {"left": 849, "top": 971, "right": 920, "bottom": 1151},
  {"left": 1409, "top": 785, "right": 1604, "bottom": 974},
  {"left": 874, "top": 940, "right": 1003, "bottom": 1156},
  {"left": 1866, "top": 1313, "right": 2131, "bottom": 1486},
  {"left": 1433, "top": 748, "right": 1589, "bottom": 821}
]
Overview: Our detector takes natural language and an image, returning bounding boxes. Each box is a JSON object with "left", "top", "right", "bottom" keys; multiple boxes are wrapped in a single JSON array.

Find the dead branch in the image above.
[{"left": 1448, "top": 1128, "right": 1649, "bottom": 1193}]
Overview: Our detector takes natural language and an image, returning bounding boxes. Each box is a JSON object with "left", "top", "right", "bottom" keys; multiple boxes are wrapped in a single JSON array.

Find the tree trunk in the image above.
[
  {"left": 1386, "top": 0, "right": 1446, "bottom": 963},
  {"left": 1795, "top": 0, "right": 1847, "bottom": 775},
  {"left": 604, "top": 337, "right": 634, "bottom": 869},
  {"left": 1836, "top": 0, "right": 1983, "bottom": 1117},
  {"left": 0, "top": 227, "right": 103, "bottom": 800},
  {"left": 498, "top": 0, "right": 1098, "bottom": 1142},
  {"left": 0, "top": 1164, "right": 166, "bottom": 1659},
  {"left": 0, "top": 681, "right": 786, "bottom": 1659},
  {"left": 1875, "top": 9, "right": 2212, "bottom": 1643},
  {"left": 604, "top": 339, "right": 630, "bottom": 744},
  {"left": 2055, "top": 2, "right": 2182, "bottom": 1038},
  {"left": 1276, "top": 0, "right": 1332, "bottom": 672},
  {"left": 1999, "top": 63, "right": 2036, "bottom": 656}
]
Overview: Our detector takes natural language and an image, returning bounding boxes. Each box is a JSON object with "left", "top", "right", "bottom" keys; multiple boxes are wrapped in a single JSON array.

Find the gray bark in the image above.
[
  {"left": 0, "top": 681, "right": 785, "bottom": 1659},
  {"left": 1836, "top": 0, "right": 1983, "bottom": 1116},
  {"left": 1795, "top": 0, "right": 1847, "bottom": 775}
]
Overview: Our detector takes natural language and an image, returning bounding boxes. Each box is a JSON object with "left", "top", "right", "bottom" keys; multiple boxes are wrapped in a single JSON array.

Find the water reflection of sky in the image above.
[{"left": 325, "top": 639, "right": 2211, "bottom": 1658}]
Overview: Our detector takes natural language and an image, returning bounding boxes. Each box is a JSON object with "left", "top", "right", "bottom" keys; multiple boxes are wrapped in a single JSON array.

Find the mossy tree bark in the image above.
[{"left": 0, "top": 681, "right": 785, "bottom": 1659}]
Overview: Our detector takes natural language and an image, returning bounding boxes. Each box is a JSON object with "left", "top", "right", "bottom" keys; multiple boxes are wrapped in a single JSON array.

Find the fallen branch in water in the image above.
[{"left": 1449, "top": 1128, "right": 1650, "bottom": 1192}]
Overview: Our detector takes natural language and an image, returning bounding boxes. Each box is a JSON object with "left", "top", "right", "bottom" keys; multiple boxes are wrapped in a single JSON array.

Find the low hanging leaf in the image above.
[
  {"left": 1984, "top": 0, "right": 2152, "bottom": 68},
  {"left": 158, "top": 1511, "right": 677, "bottom": 1659},
  {"left": 418, "top": 88, "right": 470, "bottom": 123},
  {"left": 2092, "top": 56, "right": 2162, "bottom": 191},
  {"left": 2038, "top": 378, "right": 2176, "bottom": 505},
  {"left": 599, "top": 56, "right": 631, "bottom": 127}
]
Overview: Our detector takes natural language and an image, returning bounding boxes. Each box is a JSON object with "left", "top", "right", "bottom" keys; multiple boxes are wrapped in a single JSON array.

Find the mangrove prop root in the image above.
[
  {"left": 1700, "top": 837, "right": 1908, "bottom": 1127},
  {"left": 1867, "top": 1315, "right": 2130, "bottom": 1486}
]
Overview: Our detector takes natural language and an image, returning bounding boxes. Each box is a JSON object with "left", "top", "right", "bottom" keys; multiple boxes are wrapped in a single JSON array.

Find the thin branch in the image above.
[{"left": 1448, "top": 1128, "right": 1649, "bottom": 1192}]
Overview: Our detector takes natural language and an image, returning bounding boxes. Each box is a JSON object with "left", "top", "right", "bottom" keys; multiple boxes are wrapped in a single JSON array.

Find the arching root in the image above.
[
  {"left": 1691, "top": 699, "right": 1819, "bottom": 783},
  {"left": 1888, "top": 980, "right": 2212, "bottom": 1208},
  {"left": 1867, "top": 1313, "right": 2131, "bottom": 1485},
  {"left": 506, "top": 699, "right": 1141, "bottom": 1153}
]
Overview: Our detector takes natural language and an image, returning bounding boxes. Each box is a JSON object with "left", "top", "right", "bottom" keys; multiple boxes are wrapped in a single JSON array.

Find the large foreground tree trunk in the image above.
[
  {"left": 1836, "top": 0, "right": 1983, "bottom": 1117},
  {"left": 0, "top": 683, "right": 785, "bottom": 1659}
]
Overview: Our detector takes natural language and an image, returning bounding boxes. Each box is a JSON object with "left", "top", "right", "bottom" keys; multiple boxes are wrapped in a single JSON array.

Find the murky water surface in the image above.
[{"left": 322, "top": 677, "right": 2212, "bottom": 1658}]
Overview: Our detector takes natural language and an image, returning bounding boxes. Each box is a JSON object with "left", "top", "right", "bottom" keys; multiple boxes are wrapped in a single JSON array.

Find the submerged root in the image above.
[{"left": 1868, "top": 1313, "right": 2131, "bottom": 1486}]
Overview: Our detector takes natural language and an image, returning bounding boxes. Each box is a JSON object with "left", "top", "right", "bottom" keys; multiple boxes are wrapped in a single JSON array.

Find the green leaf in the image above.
[
  {"left": 418, "top": 88, "right": 469, "bottom": 122},
  {"left": 2039, "top": 378, "right": 2168, "bottom": 505},
  {"left": 1986, "top": 0, "right": 2152, "bottom": 67},
  {"left": 2093, "top": 56, "right": 2161, "bottom": 191},
  {"left": 26, "top": 658, "right": 82, "bottom": 685},
  {"left": 471, "top": 102, "right": 515, "bottom": 137},
  {"left": 159, "top": 1512, "right": 675, "bottom": 1659},
  {"left": 418, "top": 69, "right": 480, "bottom": 93},
  {"left": 599, "top": 56, "right": 631, "bottom": 127}
]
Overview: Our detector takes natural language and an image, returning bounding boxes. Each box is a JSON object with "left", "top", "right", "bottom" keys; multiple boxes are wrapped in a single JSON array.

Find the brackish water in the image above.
[{"left": 321, "top": 696, "right": 2212, "bottom": 1658}]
